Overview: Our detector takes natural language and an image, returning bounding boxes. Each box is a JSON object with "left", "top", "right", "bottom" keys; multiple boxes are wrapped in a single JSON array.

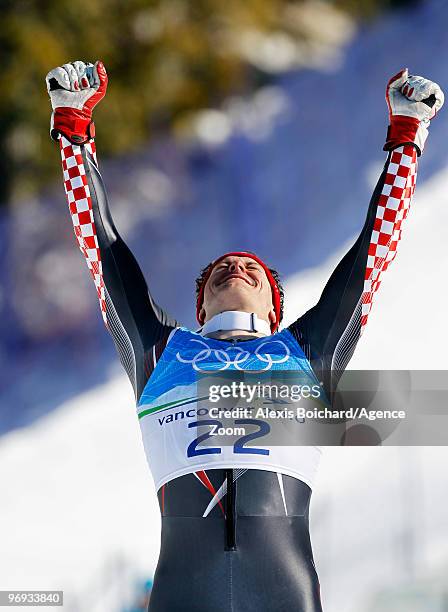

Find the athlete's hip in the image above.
[{"left": 150, "top": 514, "right": 322, "bottom": 612}]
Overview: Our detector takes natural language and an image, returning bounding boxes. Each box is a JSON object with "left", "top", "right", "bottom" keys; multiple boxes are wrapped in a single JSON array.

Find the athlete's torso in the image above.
[
  {"left": 137, "top": 327, "right": 324, "bottom": 491},
  {"left": 150, "top": 468, "right": 322, "bottom": 612},
  {"left": 139, "top": 327, "right": 324, "bottom": 611}
]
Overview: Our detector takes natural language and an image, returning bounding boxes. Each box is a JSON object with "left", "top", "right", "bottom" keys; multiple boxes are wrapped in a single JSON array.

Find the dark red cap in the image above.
[{"left": 196, "top": 251, "right": 281, "bottom": 333}]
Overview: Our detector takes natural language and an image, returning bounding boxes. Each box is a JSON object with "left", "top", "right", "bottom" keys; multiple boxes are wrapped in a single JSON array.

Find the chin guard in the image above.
[{"left": 197, "top": 311, "right": 272, "bottom": 337}]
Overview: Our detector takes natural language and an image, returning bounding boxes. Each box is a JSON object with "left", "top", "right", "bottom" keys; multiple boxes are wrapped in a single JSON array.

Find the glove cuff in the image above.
[
  {"left": 384, "top": 115, "right": 424, "bottom": 156},
  {"left": 51, "top": 107, "right": 96, "bottom": 144}
]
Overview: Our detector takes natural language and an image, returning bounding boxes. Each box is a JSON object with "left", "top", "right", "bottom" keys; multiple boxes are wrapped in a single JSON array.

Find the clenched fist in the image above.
[
  {"left": 384, "top": 68, "right": 444, "bottom": 155},
  {"left": 45, "top": 60, "right": 108, "bottom": 144}
]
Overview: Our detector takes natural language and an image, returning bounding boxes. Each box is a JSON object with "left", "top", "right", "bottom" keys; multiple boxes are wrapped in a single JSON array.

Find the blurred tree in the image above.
[{"left": 0, "top": 0, "right": 418, "bottom": 207}]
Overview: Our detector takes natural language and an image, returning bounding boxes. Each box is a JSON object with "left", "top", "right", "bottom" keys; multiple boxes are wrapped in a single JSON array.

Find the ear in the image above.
[
  {"left": 268, "top": 308, "right": 277, "bottom": 327},
  {"left": 199, "top": 306, "right": 206, "bottom": 324}
]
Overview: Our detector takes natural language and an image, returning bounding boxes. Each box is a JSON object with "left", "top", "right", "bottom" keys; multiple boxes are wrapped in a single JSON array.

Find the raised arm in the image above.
[
  {"left": 46, "top": 60, "right": 178, "bottom": 401},
  {"left": 288, "top": 69, "right": 444, "bottom": 394}
]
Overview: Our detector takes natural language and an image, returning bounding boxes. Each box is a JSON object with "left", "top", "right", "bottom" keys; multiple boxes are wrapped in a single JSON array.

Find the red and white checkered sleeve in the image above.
[
  {"left": 360, "top": 145, "right": 418, "bottom": 332},
  {"left": 59, "top": 136, "right": 107, "bottom": 326}
]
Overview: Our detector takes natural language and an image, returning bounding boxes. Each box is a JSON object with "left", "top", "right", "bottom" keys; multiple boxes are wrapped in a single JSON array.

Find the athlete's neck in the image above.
[
  {"left": 198, "top": 311, "right": 272, "bottom": 339},
  {"left": 205, "top": 329, "right": 267, "bottom": 340}
]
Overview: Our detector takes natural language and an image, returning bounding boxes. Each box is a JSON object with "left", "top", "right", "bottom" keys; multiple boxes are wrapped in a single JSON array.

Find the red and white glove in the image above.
[
  {"left": 384, "top": 68, "right": 444, "bottom": 156},
  {"left": 45, "top": 60, "right": 108, "bottom": 144}
]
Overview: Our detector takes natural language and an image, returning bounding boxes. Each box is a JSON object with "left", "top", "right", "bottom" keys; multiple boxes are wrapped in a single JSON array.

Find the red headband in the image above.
[{"left": 196, "top": 251, "right": 281, "bottom": 333}]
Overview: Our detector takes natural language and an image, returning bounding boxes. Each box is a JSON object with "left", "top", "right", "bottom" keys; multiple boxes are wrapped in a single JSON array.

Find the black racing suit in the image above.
[{"left": 58, "top": 135, "right": 418, "bottom": 611}]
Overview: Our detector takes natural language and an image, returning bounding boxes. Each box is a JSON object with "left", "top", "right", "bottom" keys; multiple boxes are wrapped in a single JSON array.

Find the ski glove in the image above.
[
  {"left": 384, "top": 68, "right": 444, "bottom": 156},
  {"left": 45, "top": 60, "right": 108, "bottom": 144}
]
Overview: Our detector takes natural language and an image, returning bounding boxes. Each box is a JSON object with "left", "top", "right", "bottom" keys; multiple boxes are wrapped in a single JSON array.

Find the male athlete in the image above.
[{"left": 46, "top": 61, "right": 443, "bottom": 611}]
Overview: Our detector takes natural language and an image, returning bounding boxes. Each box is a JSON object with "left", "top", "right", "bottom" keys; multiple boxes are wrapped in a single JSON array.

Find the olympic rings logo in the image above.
[{"left": 175, "top": 338, "right": 291, "bottom": 372}]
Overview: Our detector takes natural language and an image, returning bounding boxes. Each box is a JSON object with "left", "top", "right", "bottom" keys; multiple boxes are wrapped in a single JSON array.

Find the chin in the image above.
[{"left": 217, "top": 290, "right": 251, "bottom": 304}]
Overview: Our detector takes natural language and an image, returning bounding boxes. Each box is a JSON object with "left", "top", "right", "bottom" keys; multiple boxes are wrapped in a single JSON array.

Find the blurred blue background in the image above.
[
  {"left": 2, "top": 0, "right": 448, "bottom": 433},
  {"left": 1, "top": 1, "right": 448, "bottom": 611}
]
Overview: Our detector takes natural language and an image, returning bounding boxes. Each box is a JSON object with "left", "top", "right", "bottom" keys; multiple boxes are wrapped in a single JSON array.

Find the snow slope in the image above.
[
  {"left": 0, "top": 378, "right": 157, "bottom": 612},
  {"left": 283, "top": 157, "right": 448, "bottom": 369},
  {"left": 285, "top": 150, "right": 448, "bottom": 610}
]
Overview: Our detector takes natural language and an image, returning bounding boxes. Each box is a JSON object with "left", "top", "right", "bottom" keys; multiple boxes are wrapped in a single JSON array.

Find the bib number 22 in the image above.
[{"left": 187, "top": 419, "right": 270, "bottom": 457}]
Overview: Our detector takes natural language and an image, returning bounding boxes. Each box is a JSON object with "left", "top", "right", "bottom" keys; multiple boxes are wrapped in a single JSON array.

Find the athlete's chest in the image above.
[{"left": 139, "top": 327, "right": 315, "bottom": 405}]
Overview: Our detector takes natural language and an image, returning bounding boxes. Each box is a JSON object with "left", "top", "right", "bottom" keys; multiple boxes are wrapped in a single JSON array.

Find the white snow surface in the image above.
[
  {"left": 1, "top": 166, "right": 448, "bottom": 611},
  {"left": 283, "top": 160, "right": 448, "bottom": 370},
  {"left": 0, "top": 378, "right": 158, "bottom": 612}
]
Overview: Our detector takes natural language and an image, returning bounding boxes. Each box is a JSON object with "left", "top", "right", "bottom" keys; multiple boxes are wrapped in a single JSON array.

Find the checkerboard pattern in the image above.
[
  {"left": 60, "top": 136, "right": 107, "bottom": 326},
  {"left": 361, "top": 145, "right": 418, "bottom": 331}
]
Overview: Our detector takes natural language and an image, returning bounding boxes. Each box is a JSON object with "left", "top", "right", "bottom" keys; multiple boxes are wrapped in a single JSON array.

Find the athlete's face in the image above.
[{"left": 199, "top": 256, "right": 276, "bottom": 328}]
